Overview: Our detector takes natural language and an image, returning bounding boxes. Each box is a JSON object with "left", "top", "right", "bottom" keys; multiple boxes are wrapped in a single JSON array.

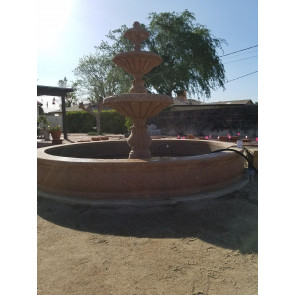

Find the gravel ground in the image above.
[{"left": 38, "top": 184, "right": 257, "bottom": 294}]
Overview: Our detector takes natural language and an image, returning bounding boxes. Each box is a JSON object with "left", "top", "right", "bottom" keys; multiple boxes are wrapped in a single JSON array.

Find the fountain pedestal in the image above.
[
  {"left": 128, "top": 118, "right": 152, "bottom": 159},
  {"left": 104, "top": 92, "right": 172, "bottom": 159}
]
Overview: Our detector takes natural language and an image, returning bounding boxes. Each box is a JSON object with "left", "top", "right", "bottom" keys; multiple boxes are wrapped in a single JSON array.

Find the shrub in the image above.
[
  {"left": 66, "top": 111, "right": 95, "bottom": 133},
  {"left": 125, "top": 117, "right": 133, "bottom": 131},
  {"left": 66, "top": 110, "right": 128, "bottom": 134},
  {"left": 101, "top": 110, "right": 127, "bottom": 134},
  {"left": 87, "top": 131, "right": 99, "bottom": 136}
]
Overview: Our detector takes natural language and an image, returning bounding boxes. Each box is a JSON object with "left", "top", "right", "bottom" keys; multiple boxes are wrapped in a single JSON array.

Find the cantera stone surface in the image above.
[{"left": 37, "top": 140, "right": 246, "bottom": 202}]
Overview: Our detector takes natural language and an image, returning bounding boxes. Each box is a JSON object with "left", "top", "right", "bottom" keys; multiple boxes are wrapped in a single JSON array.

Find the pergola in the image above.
[{"left": 37, "top": 85, "right": 75, "bottom": 139}]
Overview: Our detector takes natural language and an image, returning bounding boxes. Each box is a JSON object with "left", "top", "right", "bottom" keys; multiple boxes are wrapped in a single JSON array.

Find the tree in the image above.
[
  {"left": 57, "top": 77, "right": 78, "bottom": 107},
  {"left": 73, "top": 9, "right": 226, "bottom": 132},
  {"left": 74, "top": 45, "right": 132, "bottom": 134},
  {"left": 74, "top": 44, "right": 132, "bottom": 99},
  {"left": 57, "top": 77, "right": 68, "bottom": 88},
  {"left": 74, "top": 10, "right": 226, "bottom": 100},
  {"left": 144, "top": 10, "right": 226, "bottom": 98},
  {"left": 78, "top": 86, "right": 104, "bottom": 134}
]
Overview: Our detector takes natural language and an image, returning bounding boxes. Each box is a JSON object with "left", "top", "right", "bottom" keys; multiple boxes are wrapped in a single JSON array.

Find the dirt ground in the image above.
[{"left": 37, "top": 172, "right": 257, "bottom": 295}]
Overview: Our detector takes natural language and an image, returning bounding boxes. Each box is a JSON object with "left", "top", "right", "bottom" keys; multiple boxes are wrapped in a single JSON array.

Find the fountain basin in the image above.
[{"left": 37, "top": 140, "right": 246, "bottom": 203}]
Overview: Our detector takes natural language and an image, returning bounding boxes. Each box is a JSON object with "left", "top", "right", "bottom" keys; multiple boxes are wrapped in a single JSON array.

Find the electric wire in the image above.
[
  {"left": 223, "top": 55, "right": 257, "bottom": 65},
  {"left": 225, "top": 71, "right": 258, "bottom": 83},
  {"left": 221, "top": 49, "right": 257, "bottom": 60},
  {"left": 219, "top": 45, "right": 258, "bottom": 58},
  {"left": 144, "top": 45, "right": 259, "bottom": 90}
]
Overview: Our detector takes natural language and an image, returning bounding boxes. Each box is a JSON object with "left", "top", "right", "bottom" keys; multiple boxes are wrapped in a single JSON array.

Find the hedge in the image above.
[
  {"left": 66, "top": 111, "right": 95, "bottom": 133},
  {"left": 66, "top": 110, "right": 129, "bottom": 134},
  {"left": 101, "top": 110, "right": 128, "bottom": 134}
]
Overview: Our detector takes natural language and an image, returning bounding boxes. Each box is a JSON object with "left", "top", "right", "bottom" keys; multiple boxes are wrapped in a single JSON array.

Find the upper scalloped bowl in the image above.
[{"left": 113, "top": 51, "right": 162, "bottom": 75}]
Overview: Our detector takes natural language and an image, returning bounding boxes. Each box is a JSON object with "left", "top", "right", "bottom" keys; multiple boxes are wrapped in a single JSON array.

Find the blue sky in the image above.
[{"left": 37, "top": 0, "right": 258, "bottom": 110}]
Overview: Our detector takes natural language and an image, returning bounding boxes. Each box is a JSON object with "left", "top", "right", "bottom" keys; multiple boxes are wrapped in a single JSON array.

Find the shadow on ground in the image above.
[{"left": 38, "top": 177, "right": 257, "bottom": 254}]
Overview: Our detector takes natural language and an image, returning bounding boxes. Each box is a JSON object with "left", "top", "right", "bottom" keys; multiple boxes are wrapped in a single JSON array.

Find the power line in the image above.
[
  {"left": 225, "top": 71, "right": 258, "bottom": 83},
  {"left": 220, "top": 45, "right": 258, "bottom": 58},
  {"left": 221, "top": 49, "right": 257, "bottom": 60},
  {"left": 223, "top": 55, "right": 257, "bottom": 65}
]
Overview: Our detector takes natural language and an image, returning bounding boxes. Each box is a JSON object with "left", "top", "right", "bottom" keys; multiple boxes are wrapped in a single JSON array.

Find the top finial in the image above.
[{"left": 124, "top": 21, "right": 149, "bottom": 51}]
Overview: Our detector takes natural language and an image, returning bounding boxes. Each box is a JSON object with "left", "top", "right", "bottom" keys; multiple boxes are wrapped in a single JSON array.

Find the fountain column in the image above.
[
  {"left": 104, "top": 22, "right": 173, "bottom": 159},
  {"left": 128, "top": 117, "right": 152, "bottom": 159}
]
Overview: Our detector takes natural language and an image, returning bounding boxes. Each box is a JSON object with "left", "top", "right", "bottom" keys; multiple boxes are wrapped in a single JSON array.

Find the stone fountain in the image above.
[
  {"left": 37, "top": 21, "right": 248, "bottom": 204},
  {"left": 104, "top": 22, "right": 173, "bottom": 159}
]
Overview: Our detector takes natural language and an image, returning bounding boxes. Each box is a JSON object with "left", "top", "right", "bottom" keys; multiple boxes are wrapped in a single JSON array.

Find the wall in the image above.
[
  {"left": 46, "top": 115, "right": 63, "bottom": 130},
  {"left": 147, "top": 105, "right": 258, "bottom": 137}
]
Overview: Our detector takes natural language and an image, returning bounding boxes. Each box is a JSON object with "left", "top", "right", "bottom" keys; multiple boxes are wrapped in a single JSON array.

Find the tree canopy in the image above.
[
  {"left": 57, "top": 77, "right": 78, "bottom": 107},
  {"left": 74, "top": 10, "right": 226, "bottom": 100},
  {"left": 74, "top": 44, "right": 131, "bottom": 104}
]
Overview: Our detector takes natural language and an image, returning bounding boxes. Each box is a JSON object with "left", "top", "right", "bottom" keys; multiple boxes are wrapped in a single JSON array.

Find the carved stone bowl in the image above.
[{"left": 103, "top": 93, "right": 172, "bottom": 119}]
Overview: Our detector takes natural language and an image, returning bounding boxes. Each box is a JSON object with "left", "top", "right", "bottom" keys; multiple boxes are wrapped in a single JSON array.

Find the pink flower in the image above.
[
  {"left": 256, "top": 137, "right": 258, "bottom": 142},
  {"left": 209, "top": 135, "right": 212, "bottom": 139},
  {"left": 237, "top": 132, "right": 240, "bottom": 136},
  {"left": 205, "top": 136, "right": 208, "bottom": 139}
]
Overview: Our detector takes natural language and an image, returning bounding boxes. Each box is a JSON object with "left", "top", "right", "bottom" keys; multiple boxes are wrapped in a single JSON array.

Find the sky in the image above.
[{"left": 37, "top": 0, "right": 258, "bottom": 111}]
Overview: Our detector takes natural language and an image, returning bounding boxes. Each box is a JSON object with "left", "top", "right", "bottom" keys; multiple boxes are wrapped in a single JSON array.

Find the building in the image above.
[{"left": 171, "top": 98, "right": 254, "bottom": 111}]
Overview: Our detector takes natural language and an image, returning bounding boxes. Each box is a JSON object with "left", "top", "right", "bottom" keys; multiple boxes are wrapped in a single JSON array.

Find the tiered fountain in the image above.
[
  {"left": 104, "top": 22, "right": 173, "bottom": 159},
  {"left": 37, "top": 22, "right": 247, "bottom": 204}
]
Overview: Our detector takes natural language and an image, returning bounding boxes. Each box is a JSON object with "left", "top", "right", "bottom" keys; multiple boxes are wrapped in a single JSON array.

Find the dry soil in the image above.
[{"left": 37, "top": 174, "right": 257, "bottom": 295}]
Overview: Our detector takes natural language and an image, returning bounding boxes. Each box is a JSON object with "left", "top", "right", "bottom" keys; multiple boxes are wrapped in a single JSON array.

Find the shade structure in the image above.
[{"left": 37, "top": 85, "right": 76, "bottom": 139}]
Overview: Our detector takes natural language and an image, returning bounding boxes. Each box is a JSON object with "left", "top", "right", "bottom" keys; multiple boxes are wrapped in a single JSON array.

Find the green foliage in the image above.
[
  {"left": 57, "top": 77, "right": 68, "bottom": 88},
  {"left": 87, "top": 131, "right": 99, "bottom": 136},
  {"left": 38, "top": 106, "right": 44, "bottom": 115},
  {"left": 66, "top": 110, "right": 128, "bottom": 134},
  {"left": 73, "top": 10, "right": 226, "bottom": 100},
  {"left": 144, "top": 10, "right": 226, "bottom": 98},
  {"left": 74, "top": 43, "right": 132, "bottom": 102},
  {"left": 101, "top": 110, "right": 128, "bottom": 134},
  {"left": 49, "top": 124, "right": 61, "bottom": 131},
  {"left": 38, "top": 115, "right": 49, "bottom": 126},
  {"left": 38, "top": 115, "right": 50, "bottom": 132},
  {"left": 57, "top": 76, "right": 78, "bottom": 107},
  {"left": 66, "top": 111, "right": 96, "bottom": 133},
  {"left": 124, "top": 117, "right": 133, "bottom": 131}
]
